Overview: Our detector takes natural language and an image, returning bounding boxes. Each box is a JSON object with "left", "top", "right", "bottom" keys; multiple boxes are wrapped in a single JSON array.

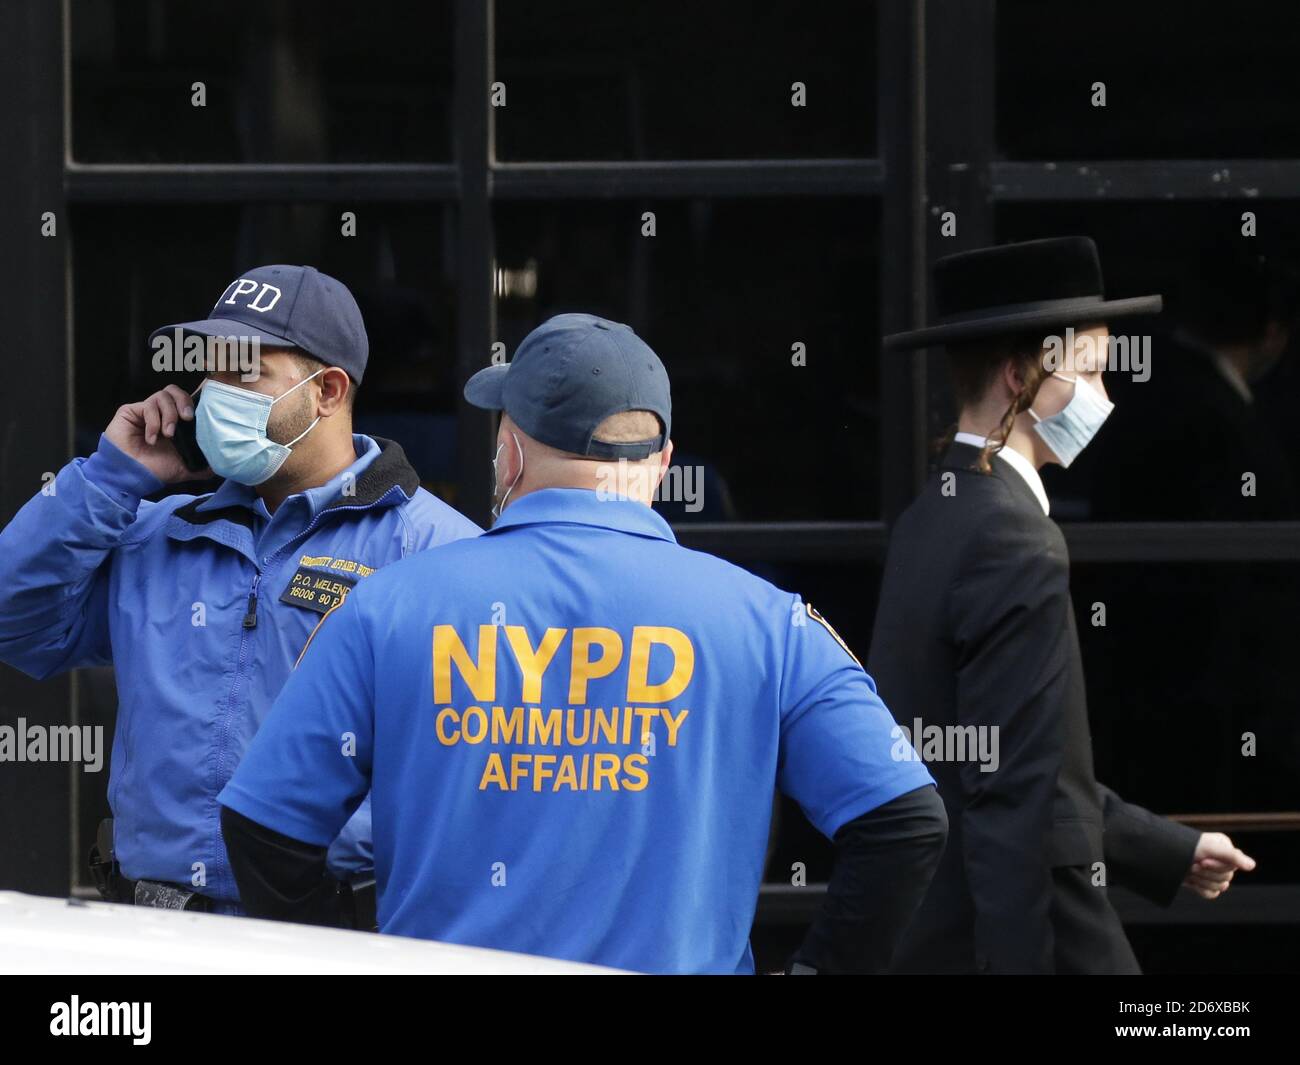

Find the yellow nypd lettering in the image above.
[
  {"left": 622, "top": 753, "right": 649, "bottom": 791},
  {"left": 432, "top": 624, "right": 498, "bottom": 704},
  {"left": 661, "top": 708, "right": 689, "bottom": 746},
  {"left": 594, "top": 707, "right": 618, "bottom": 744},
  {"left": 461, "top": 705, "right": 489, "bottom": 744},
  {"left": 435, "top": 707, "right": 459, "bottom": 744},
  {"left": 627, "top": 626, "right": 695, "bottom": 702},
  {"left": 493, "top": 704, "right": 524, "bottom": 744},
  {"left": 568, "top": 627, "right": 622, "bottom": 704},
  {"left": 445, "top": 706, "right": 692, "bottom": 793},
  {"left": 505, "top": 626, "right": 566, "bottom": 703},
  {"left": 429, "top": 623, "right": 697, "bottom": 794},
  {"left": 529, "top": 707, "right": 562, "bottom": 745}
]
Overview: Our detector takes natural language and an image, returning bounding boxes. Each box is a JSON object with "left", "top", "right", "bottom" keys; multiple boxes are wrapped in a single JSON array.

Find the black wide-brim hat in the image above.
[{"left": 883, "top": 236, "right": 1162, "bottom": 350}]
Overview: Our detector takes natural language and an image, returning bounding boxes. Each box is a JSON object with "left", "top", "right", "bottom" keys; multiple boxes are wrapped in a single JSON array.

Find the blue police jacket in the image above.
[
  {"left": 221, "top": 487, "right": 933, "bottom": 970},
  {"left": 0, "top": 432, "right": 480, "bottom": 905}
]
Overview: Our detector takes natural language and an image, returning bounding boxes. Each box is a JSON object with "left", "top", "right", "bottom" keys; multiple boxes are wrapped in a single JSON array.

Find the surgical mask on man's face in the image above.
[
  {"left": 1028, "top": 372, "right": 1114, "bottom": 469},
  {"left": 491, "top": 432, "right": 524, "bottom": 521},
  {"left": 195, "top": 369, "right": 323, "bottom": 486}
]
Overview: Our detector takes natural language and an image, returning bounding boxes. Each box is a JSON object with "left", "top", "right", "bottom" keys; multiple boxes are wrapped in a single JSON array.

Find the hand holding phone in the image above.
[{"left": 103, "top": 384, "right": 211, "bottom": 482}]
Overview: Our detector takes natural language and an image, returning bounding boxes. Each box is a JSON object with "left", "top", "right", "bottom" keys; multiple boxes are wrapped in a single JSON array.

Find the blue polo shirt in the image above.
[{"left": 220, "top": 488, "right": 932, "bottom": 973}]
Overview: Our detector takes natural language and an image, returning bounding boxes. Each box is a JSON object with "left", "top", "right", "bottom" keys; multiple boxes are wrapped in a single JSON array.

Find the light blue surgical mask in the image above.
[
  {"left": 195, "top": 369, "right": 323, "bottom": 485},
  {"left": 1029, "top": 372, "right": 1114, "bottom": 469}
]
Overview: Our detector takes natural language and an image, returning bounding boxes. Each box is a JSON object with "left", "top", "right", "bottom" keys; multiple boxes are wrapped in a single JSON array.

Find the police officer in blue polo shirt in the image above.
[
  {"left": 0, "top": 265, "right": 479, "bottom": 918},
  {"left": 219, "top": 313, "right": 947, "bottom": 973}
]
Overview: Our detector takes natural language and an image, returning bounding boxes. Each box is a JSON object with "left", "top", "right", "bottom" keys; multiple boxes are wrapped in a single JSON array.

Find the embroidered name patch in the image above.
[{"left": 280, "top": 566, "right": 357, "bottom": 615}]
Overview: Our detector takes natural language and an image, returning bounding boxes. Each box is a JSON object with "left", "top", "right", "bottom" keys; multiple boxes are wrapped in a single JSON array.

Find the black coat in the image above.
[{"left": 868, "top": 442, "right": 1199, "bottom": 974}]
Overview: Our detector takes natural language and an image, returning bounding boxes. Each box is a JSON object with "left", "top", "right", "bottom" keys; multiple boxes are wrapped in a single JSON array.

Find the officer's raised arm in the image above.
[
  {"left": 0, "top": 384, "right": 205, "bottom": 679},
  {"left": 4, "top": 265, "right": 480, "bottom": 920},
  {"left": 775, "top": 598, "right": 948, "bottom": 974}
]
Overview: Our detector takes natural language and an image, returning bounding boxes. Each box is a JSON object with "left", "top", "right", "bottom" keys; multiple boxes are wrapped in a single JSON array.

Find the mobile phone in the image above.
[{"left": 171, "top": 415, "right": 210, "bottom": 473}]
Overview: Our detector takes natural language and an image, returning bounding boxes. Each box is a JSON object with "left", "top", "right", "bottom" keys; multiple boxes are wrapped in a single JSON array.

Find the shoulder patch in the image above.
[{"left": 806, "top": 603, "right": 863, "bottom": 669}]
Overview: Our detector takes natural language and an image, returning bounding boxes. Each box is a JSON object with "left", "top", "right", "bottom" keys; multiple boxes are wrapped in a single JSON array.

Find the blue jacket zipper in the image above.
[{"left": 210, "top": 493, "right": 399, "bottom": 898}]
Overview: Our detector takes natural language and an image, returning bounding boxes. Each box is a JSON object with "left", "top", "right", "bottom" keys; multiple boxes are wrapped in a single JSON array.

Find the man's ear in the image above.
[
  {"left": 316, "top": 367, "right": 351, "bottom": 416},
  {"left": 498, "top": 428, "right": 524, "bottom": 484},
  {"left": 1001, "top": 357, "right": 1027, "bottom": 398},
  {"left": 652, "top": 440, "right": 674, "bottom": 492}
]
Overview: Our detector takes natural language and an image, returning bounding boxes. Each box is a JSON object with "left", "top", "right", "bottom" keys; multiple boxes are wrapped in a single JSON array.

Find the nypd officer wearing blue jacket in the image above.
[
  {"left": 220, "top": 313, "right": 947, "bottom": 973},
  {"left": 0, "top": 265, "right": 479, "bottom": 917}
]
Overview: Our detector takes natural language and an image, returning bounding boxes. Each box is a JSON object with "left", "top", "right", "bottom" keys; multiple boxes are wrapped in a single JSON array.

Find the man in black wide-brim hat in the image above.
[{"left": 869, "top": 237, "right": 1256, "bottom": 974}]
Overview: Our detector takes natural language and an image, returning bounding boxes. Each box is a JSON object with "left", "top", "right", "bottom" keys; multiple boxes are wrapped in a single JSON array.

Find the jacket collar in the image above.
[
  {"left": 941, "top": 440, "right": 1046, "bottom": 516},
  {"left": 485, "top": 487, "right": 676, "bottom": 543},
  {"left": 173, "top": 435, "right": 420, "bottom": 527}
]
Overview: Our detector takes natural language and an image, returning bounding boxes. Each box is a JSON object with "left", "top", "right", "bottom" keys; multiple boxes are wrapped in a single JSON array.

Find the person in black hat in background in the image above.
[
  {"left": 1094, "top": 246, "right": 1299, "bottom": 522},
  {"left": 1089, "top": 247, "right": 1300, "bottom": 828},
  {"left": 869, "top": 238, "right": 1256, "bottom": 974}
]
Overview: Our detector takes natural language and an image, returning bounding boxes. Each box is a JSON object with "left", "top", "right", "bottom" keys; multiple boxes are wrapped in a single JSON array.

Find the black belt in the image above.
[
  {"left": 126, "top": 877, "right": 216, "bottom": 911},
  {"left": 89, "top": 819, "right": 214, "bottom": 911},
  {"left": 340, "top": 878, "right": 378, "bottom": 933},
  {"left": 90, "top": 817, "right": 377, "bottom": 929}
]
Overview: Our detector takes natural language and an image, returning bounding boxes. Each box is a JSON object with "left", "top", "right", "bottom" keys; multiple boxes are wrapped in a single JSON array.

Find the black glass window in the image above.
[
  {"left": 494, "top": 197, "right": 881, "bottom": 520},
  {"left": 495, "top": 0, "right": 877, "bottom": 161},
  {"left": 998, "top": 0, "right": 1300, "bottom": 160},
  {"left": 71, "top": 0, "right": 454, "bottom": 163},
  {"left": 1074, "top": 562, "right": 1300, "bottom": 882}
]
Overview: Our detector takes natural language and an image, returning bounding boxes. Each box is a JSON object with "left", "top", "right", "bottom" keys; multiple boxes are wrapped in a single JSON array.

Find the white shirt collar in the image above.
[{"left": 952, "top": 432, "right": 1050, "bottom": 516}]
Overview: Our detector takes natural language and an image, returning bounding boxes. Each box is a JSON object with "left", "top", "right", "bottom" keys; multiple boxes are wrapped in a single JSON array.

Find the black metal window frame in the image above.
[{"left": 53, "top": 0, "right": 1300, "bottom": 558}]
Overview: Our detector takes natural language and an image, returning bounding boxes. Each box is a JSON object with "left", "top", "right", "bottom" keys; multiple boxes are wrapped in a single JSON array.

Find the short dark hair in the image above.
[
  {"left": 945, "top": 331, "right": 1046, "bottom": 411},
  {"left": 286, "top": 350, "right": 358, "bottom": 410}
]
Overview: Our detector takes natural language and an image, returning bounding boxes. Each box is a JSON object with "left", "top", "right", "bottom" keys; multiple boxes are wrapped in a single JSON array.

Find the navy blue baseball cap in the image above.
[
  {"left": 465, "top": 313, "right": 671, "bottom": 460},
  {"left": 148, "top": 265, "right": 369, "bottom": 383}
]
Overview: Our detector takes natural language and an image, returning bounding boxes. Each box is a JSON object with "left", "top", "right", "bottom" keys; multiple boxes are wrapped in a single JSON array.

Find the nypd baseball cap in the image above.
[
  {"left": 464, "top": 313, "right": 671, "bottom": 460},
  {"left": 147, "top": 264, "right": 369, "bottom": 383}
]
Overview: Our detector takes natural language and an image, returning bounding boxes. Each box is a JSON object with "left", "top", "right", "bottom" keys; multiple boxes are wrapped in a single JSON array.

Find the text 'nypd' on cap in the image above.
[{"left": 148, "top": 264, "right": 369, "bottom": 383}]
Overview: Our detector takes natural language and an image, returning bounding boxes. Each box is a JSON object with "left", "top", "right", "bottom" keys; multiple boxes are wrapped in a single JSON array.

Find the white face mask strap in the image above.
[
  {"left": 285, "top": 416, "right": 321, "bottom": 449},
  {"left": 276, "top": 369, "right": 327, "bottom": 450},
  {"left": 1028, "top": 370, "right": 1081, "bottom": 423},
  {"left": 493, "top": 432, "right": 524, "bottom": 518},
  {"left": 271, "top": 366, "right": 325, "bottom": 405},
  {"left": 199, "top": 366, "right": 325, "bottom": 406},
  {"left": 502, "top": 432, "right": 524, "bottom": 509}
]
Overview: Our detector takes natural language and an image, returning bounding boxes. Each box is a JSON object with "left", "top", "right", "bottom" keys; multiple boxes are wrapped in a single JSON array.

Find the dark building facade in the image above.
[{"left": 0, "top": 0, "right": 1296, "bottom": 971}]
